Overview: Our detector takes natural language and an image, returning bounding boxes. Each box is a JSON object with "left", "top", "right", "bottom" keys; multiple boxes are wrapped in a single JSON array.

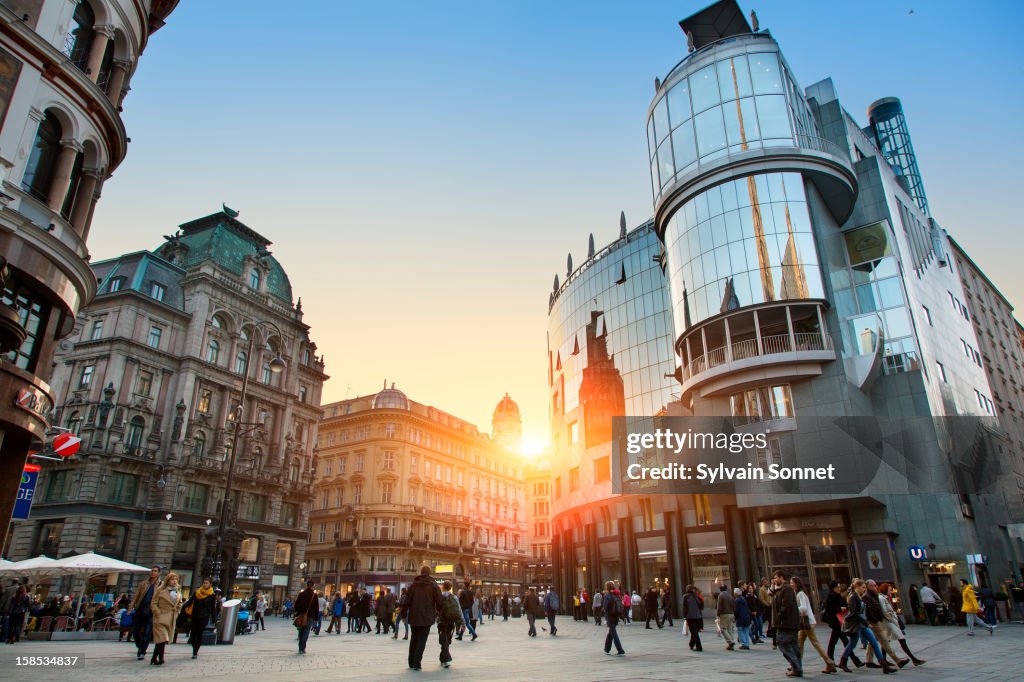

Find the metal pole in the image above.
[{"left": 215, "top": 332, "right": 255, "bottom": 599}]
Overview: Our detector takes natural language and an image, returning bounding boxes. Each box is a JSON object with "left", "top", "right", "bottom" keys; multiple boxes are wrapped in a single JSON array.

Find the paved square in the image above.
[{"left": 0, "top": 616, "right": 1018, "bottom": 681}]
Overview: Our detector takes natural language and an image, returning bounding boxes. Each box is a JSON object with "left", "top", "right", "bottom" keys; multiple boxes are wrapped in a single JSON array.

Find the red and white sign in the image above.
[{"left": 53, "top": 433, "right": 82, "bottom": 458}]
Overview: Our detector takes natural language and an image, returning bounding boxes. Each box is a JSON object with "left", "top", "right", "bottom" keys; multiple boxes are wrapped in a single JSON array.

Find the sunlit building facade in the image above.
[
  {"left": 0, "top": 0, "right": 178, "bottom": 541},
  {"left": 307, "top": 387, "right": 528, "bottom": 596}
]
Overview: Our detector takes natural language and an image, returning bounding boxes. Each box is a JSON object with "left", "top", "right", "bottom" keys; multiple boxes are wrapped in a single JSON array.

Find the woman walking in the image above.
[
  {"left": 822, "top": 580, "right": 860, "bottom": 667},
  {"left": 184, "top": 577, "right": 216, "bottom": 659},
  {"left": 879, "top": 583, "right": 924, "bottom": 666},
  {"left": 683, "top": 584, "right": 704, "bottom": 652},
  {"left": 5, "top": 586, "right": 30, "bottom": 643},
  {"left": 793, "top": 577, "right": 837, "bottom": 673},
  {"left": 150, "top": 572, "right": 182, "bottom": 665},
  {"left": 838, "top": 579, "right": 895, "bottom": 674},
  {"left": 961, "top": 579, "right": 994, "bottom": 635}
]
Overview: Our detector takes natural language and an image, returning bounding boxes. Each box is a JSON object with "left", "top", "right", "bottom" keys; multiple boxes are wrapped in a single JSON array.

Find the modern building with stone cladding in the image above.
[
  {"left": 549, "top": 0, "right": 1024, "bottom": 616},
  {"left": 5, "top": 208, "right": 327, "bottom": 607}
]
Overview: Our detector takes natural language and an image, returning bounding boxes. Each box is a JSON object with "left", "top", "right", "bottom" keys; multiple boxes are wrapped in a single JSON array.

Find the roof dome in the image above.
[
  {"left": 493, "top": 393, "right": 520, "bottom": 418},
  {"left": 373, "top": 382, "right": 409, "bottom": 410}
]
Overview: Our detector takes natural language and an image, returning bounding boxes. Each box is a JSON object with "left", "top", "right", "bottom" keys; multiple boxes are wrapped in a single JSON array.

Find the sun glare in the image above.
[{"left": 520, "top": 435, "right": 549, "bottom": 458}]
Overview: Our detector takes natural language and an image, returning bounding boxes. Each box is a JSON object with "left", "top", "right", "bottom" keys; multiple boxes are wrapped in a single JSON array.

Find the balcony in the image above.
[{"left": 679, "top": 302, "right": 835, "bottom": 400}]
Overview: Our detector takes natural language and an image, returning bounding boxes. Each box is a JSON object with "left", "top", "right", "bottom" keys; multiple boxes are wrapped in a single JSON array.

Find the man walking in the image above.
[
  {"left": 400, "top": 566, "right": 445, "bottom": 671},
  {"left": 456, "top": 581, "right": 478, "bottom": 641},
  {"left": 524, "top": 587, "right": 541, "bottom": 637},
  {"left": 253, "top": 592, "right": 266, "bottom": 631},
  {"left": 593, "top": 589, "right": 604, "bottom": 626},
  {"left": 661, "top": 587, "right": 674, "bottom": 627},
  {"left": 918, "top": 583, "right": 941, "bottom": 626},
  {"left": 644, "top": 586, "right": 661, "bottom": 629},
  {"left": 544, "top": 586, "right": 559, "bottom": 635},
  {"left": 716, "top": 584, "right": 737, "bottom": 650},
  {"left": 772, "top": 570, "right": 802, "bottom": 677},
  {"left": 501, "top": 592, "right": 510, "bottom": 621},
  {"left": 437, "top": 581, "right": 463, "bottom": 668},
  {"left": 602, "top": 581, "right": 625, "bottom": 656},
  {"left": 293, "top": 580, "right": 320, "bottom": 654},
  {"left": 130, "top": 566, "right": 161, "bottom": 660}
]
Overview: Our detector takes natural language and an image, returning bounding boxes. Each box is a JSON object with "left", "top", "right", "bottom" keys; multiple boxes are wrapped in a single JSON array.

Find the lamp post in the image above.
[{"left": 214, "top": 320, "right": 287, "bottom": 600}]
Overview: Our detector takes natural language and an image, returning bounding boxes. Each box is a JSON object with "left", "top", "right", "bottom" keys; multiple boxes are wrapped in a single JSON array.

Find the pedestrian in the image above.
[
  {"left": 948, "top": 584, "right": 964, "bottom": 626},
  {"left": 960, "top": 578, "right": 994, "bottom": 636},
  {"left": 471, "top": 590, "right": 482, "bottom": 630},
  {"left": 4, "top": 585, "right": 30, "bottom": 643},
  {"left": 682, "top": 584, "right": 703, "bottom": 651},
  {"left": 593, "top": 588, "right": 604, "bottom": 626},
  {"left": 716, "top": 584, "right": 737, "bottom": 650},
  {"left": 283, "top": 597, "right": 293, "bottom": 618},
  {"left": 734, "top": 587, "right": 752, "bottom": 650},
  {"left": 573, "top": 590, "right": 581, "bottom": 621},
  {"left": 394, "top": 587, "right": 410, "bottom": 639},
  {"left": 977, "top": 582, "right": 997, "bottom": 626},
  {"left": 745, "top": 583, "right": 764, "bottom": 643},
  {"left": 621, "top": 590, "right": 631, "bottom": 624},
  {"left": 436, "top": 581, "right": 463, "bottom": 669},
  {"left": 501, "top": 592, "right": 510, "bottom": 621},
  {"left": 1010, "top": 580, "right": 1024, "bottom": 623},
  {"left": 130, "top": 566, "right": 161, "bottom": 660},
  {"left": 822, "top": 580, "right": 858, "bottom": 666},
  {"left": 524, "top": 586, "right": 542, "bottom": 637},
  {"left": 661, "top": 587, "right": 674, "bottom": 627},
  {"left": 918, "top": 583, "right": 941, "bottom": 625},
  {"left": 863, "top": 580, "right": 908, "bottom": 669},
  {"left": 544, "top": 586, "right": 559, "bottom": 635},
  {"left": 293, "top": 580, "right": 320, "bottom": 654},
  {"left": 400, "top": 566, "right": 445, "bottom": 671},
  {"left": 253, "top": 591, "right": 266, "bottom": 631},
  {"left": 183, "top": 577, "right": 216, "bottom": 659},
  {"left": 643, "top": 586, "right": 660, "bottom": 629},
  {"left": 375, "top": 589, "right": 390, "bottom": 634},
  {"left": 792, "top": 577, "right": 836, "bottom": 673},
  {"left": 600, "top": 581, "right": 625, "bottom": 656},
  {"left": 326, "top": 592, "right": 344, "bottom": 634},
  {"left": 907, "top": 584, "right": 921, "bottom": 624},
  {"left": 0, "top": 579, "right": 18, "bottom": 643},
  {"left": 358, "top": 587, "right": 373, "bottom": 633},
  {"left": 879, "top": 583, "right": 925, "bottom": 666},
  {"left": 456, "top": 581, "right": 478, "bottom": 641},
  {"left": 580, "top": 588, "right": 588, "bottom": 622},
  {"left": 759, "top": 577, "right": 774, "bottom": 646},
  {"left": 149, "top": 572, "right": 182, "bottom": 666},
  {"left": 771, "top": 570, "right": 802, "bottom": 677},
  {"left": 838, "top": 579, "right": 894, "bottom": 673}
]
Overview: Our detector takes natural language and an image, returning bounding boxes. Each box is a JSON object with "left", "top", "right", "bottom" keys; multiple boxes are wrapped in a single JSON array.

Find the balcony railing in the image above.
[{"left": 682, "top": 331, "right": 832, "bottom": 383}]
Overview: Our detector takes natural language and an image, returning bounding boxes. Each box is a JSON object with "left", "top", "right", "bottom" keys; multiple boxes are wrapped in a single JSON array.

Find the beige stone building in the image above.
[
  {"left": 525, "top": 456, "right": 553, "bottom": 589},
  {"left": 307, "top": 386, "right": 527, "bottom": 596}
]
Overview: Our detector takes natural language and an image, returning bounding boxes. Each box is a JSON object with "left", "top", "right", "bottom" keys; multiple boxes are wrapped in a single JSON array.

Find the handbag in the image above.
[
  {"left": 121, "top": 611, "right": 134, "bottom": 628},
  {"left": 800, "top": 615, "right": 811, "bottom": 630},
  {"left": 293, "top": 613, "right": 308, "bottom": 630}
]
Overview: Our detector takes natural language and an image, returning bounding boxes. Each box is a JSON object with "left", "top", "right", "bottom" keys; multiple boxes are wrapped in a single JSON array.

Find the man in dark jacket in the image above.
[
  {"left": 358, "top": 587, "right": 373, "bottom": 633},
  {"left": 603, "top": 582, "right": 625, "bottom": 656},
  {"left": 400, "top": 566, "right": 445, "bottom": 671},
  {"left": 501, "top": 593, "right": 510, "bottom": 620},
  {"left": 293, "top": 580, "right": 320, "bottom": 654},
  {"left": 456, "top": 582, "right": 478, "bottom": 641},
  {"left": 661, "top": 588, "right": 674, "bottom": 627},
  {"left": 772, "top": 570, "right": 802, "bottom": 677},
  {"left": 644, "top": 586, "right": 661, "bottom": 629},
  {"left": 130, "top": 566, "right": 162, "bottom": 660},
  {"left": 381, "top": 587, "right": 397, "bottom": 634},
  {"left": 523, "top": 587, "right": 542, "bottom": 637}
]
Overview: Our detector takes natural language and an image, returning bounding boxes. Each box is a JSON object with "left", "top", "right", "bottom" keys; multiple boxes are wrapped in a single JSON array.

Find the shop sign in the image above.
[
  {"left": 12, "top": 463, "right": 40, "bottom": 519},
  {"left": 236, "top": 564, "right": 260, "bottom": 579},
  {"left": 14, "top": 386, "right": 52, "bottom": 421},
  {"left": 908, "top": 546, "right": 927, "bottom": 560},
  {"left": 966, "top": 554, "right": 987, "bottom": 565}
]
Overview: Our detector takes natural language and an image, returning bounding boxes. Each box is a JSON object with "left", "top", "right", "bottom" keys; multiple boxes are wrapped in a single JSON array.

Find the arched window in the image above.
[
  {"left": 192, "top": 431, "right": 206, "bottom": 459},
  {"left": 22, "top": 112, "right": 62, "bottom": 201},
  {"left": 67, "top": 411, "right": 83, "bottom": 436},
  {"left": 235, "top": 351, "right": 247, "bottom": 375},
  {"left": 126, "top": 416, "right": 145, "bottom": 453},
  {"left": 249, "top": 269, "right": 261, "bottom": 289},
  {"left": 210, "top": 315, "right": 223, "bottom": 329},
  {"left": 62, "top": 1, "right": 95, "bottom": 70},
  {"left": 206, "top": 339, "right": 220, "bottom": 364}
]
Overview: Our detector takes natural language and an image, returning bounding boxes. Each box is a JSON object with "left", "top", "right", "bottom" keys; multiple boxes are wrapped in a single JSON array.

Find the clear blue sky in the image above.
[{"left": 89, "top": 0, "right": 1024, "bottom": 445}]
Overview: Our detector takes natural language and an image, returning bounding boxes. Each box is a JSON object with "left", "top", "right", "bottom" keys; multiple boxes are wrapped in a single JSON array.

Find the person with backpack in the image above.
[
  {"left": 602, "top": 581, "right": 625, "bottom": 656},
  {"left": 593, "top": 589, "right": 604, "bottom": 626},
  {"left": 400, "top": 566, "right": 446, "bottom": 671},
  {"left": 544, "top": 586, "right": 560, "bottom": 635},
  {"left": 437, "top": 581, "right": 464, "bottom": 668}
]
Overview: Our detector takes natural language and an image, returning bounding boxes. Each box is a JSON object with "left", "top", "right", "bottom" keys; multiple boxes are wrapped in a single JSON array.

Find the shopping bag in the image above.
[
  {"left": 682, "top": 620, "right": 689, "bottom": 636},
  {"left": 715, "top": 616, "right": 723, "bottom": 637}
]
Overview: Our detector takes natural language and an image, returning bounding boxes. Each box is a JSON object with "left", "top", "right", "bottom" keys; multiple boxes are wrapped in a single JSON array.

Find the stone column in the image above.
[
  {"left": 46, "top": 139, "right": 83, "bottom": 213},
  {"left": 79, "top": 175, "right": 103, "bottom": 242},
  {"left": 85, "top": 26, "right": 113, "bottom": 83},
  {"left": 105, "top": 59, "right": 131, "bottom": 106},
  {"left": 68, "top": 168, "right": 100, "bottom": 235}
]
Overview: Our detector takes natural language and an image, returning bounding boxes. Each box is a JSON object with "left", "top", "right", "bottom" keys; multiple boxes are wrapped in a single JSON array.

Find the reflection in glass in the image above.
[
  {"left": 749, "top": 52, "right": 783, "bottom": 94},
  {"left": 695, "top": 107, "right": 726, "bottom": 158},
  {"left": 690, "top": 64, "right": 719, "bottom": 113}
]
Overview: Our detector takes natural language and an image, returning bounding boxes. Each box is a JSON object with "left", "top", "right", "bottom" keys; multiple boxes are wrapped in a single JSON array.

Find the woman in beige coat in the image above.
[{"left": 150, "top": 572, "right": 182, "bottom": 665}]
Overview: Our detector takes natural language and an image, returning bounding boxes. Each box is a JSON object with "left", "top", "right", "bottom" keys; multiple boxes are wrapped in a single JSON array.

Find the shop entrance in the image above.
[{"left": 759, "top": 519, "right": 852, "bottom": 614}]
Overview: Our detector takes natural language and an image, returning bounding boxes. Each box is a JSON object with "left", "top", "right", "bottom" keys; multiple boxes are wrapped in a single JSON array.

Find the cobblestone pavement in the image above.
[{"left": 0, "top": 615, "right": 1019, "bottom": 681}]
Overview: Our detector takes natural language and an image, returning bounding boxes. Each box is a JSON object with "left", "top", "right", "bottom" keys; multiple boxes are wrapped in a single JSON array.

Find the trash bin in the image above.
[
  {"left": 202, "top": 622, "right": 217, "bottom": 645},
  {"left": 217, "top": 599, "right": 241, "bottom": 645},
  {"left": 511, "top": 604, "right": 522, "bottom": 618}
]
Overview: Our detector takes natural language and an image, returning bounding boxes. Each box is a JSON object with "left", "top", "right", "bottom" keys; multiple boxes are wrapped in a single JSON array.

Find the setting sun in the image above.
[{"left": 520, "top": 434, "right": 550, "bottom": 458}]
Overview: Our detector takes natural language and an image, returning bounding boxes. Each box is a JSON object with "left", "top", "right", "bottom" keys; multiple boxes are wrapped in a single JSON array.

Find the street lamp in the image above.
[{"left": 214, "top": 319, "right": 288, "bottom": 600}]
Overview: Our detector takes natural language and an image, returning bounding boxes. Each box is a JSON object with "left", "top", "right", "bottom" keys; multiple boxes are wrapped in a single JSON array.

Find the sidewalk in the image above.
[{"left": 0, "top": 615, "right": 1018, "bottom": 681}]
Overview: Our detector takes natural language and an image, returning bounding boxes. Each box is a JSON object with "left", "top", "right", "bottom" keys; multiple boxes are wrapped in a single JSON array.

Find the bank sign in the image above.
[{"left": 12, "top": 464, "right": 40, "bottom": 519}]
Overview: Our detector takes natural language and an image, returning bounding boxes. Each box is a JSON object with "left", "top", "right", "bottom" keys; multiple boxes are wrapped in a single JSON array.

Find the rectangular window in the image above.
[
  {"left": 150, "top": 283, "right": 165, "bottom": 301},
  {"left": 338, "top": 456, "right": 347, "bottom": 474},
  {"left": 281, "top": 502, "right": 298, "bottom": 528},
  {"left": 569, "top": 466, "right": 580, "bottom": 491},
  {"left": 135, "top": 370, "right": 153, "bottom": 397},
  {"left": 354, "top": 484, "right": 362, "bottom": 504},
  {"left": 355, "top": 453, "right": 364, "bottom": 472},
  {"left": 197, "top": 388, "right": 212, "bottom": 414},
  {"left": 594, "top": 456, "right": 611, "bottom": 483},
  {"left": 383, "top": 452, "right": 395, "bottom": 470},
  {"left": 381, "top": 482, "right": 393, "bottom": 504},
  {"left": 90, "top": 319, "right": 104, "bottom": 340},
  {"left": 95, "top": 522, "right": 128, "bottom": 559},
  {"left": 274, "top": 542, "right": 292, "bottom": 566},
  {"left": 318, "top": 523, "right": 326, "bottom": 543},
  {"left": 105, "top": 472, "right": 138, "bottom": 505},
  {"left": 569, "top": 421, "right": 579, "bottom": 445},
  {"left": 148, "top": 325, "right": 162, "bottom": 348},
  {"left": 182, "top": 482, "right": 208, "bottom": 512},
  {"left": 243, "top": 493, "right": 268, "bottom": 522},
  {"left": 555, "top": 476, "right": 561, "bottom": 499},
  {"left": 42, "top": 470, "right": 71, "bottom": 502},
  {"left": 79, "top": 364, "right": 94, "bottom": 388},
  {"left": 937, "top": 361, "right": 948, "bottom": 383}
]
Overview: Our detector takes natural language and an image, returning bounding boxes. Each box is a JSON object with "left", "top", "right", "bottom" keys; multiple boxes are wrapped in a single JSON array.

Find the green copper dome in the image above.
[{"left": 154, "top": 209, "right": 293, "bottom": 305}]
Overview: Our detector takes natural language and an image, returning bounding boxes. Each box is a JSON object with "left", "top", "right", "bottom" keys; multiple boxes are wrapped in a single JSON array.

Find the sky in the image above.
[{"left": 87, "top": 0, "right": 1024, "bottom": 453}]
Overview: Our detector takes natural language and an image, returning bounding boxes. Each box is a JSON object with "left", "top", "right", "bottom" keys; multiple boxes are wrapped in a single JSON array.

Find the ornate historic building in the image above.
[
  {"left": 0, "top": 0, "right": 179, "bottom": 540},
  {"left": 524, "top": 456, "right": 552, "bottom": 590},
  {"left": 307, "top": 386, "right": 527, "bottom": 596},
  {"left": 6, "top": 208, "right": 327, "bottom": 607}
]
